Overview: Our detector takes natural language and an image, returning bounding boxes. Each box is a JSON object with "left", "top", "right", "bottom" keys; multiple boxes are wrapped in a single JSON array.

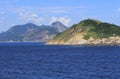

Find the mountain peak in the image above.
[
  {"left": 79, "top": 19, "right": 101, "bottom": 26},
  {"left": 51, "top": 21, "right": 63, "bottom": 24},
  {"left": 24, "top": 23, "right": 38, "bottom": 27},
  {"left": 81, "top": 19, "right": 101, "bottom": 23},
  {"left": 51, "top": 21, "right": 67, "bottom": 32},
  {"left": 51, "top": 21, "right": 65, "bottom": 27}
]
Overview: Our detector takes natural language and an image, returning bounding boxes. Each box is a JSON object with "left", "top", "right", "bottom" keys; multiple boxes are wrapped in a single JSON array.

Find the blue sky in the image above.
[{"left": 0, "top": 0, "right": 120, "bottom": 32}]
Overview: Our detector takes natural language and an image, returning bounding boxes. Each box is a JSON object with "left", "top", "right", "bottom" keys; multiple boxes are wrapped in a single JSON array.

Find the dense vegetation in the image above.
[
  {"left": 80, "top": 19, "right": 120, "bottom": 39},
  {"left": 53, "top": 19, "right": 120, "bottom": 41}
]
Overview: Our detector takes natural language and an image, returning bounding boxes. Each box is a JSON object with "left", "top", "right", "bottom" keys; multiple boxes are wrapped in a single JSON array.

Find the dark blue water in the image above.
[{"left": 0, "top": 43, "right": 120, "bottom": 79}]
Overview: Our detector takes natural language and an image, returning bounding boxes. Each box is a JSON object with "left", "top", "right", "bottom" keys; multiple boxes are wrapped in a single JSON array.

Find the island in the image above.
[{"left": 47, "top": 19, "right": 120, "bottom": 46}]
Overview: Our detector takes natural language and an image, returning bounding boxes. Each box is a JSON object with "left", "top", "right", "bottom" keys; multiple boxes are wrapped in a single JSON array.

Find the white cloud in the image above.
[
  {"left": 38, "top": 6, "right": 88, "bottom": 14},
  {"left": 38, "top": 7, "right": 69, "bottom": 14},
  {"left": 18, "top": 12, "right": 71, "bottom": 26},
  {"left": 6, "top": 6, "right": 88, "bottom": 14},
  {"left": 50, "top": 16, "right": 71, "bottom": 26},
  {"left": 19, "top": 12, "right": 45, "bottom": 24}
]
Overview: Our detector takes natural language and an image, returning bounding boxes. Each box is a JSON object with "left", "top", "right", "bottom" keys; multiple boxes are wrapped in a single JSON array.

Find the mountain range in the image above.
[
  {"left": 48, "top": 19, "right": 120, "bottom": 45},
  {"left": 0, "top": 22, "right": 67, "bottom": 42},
  {"left": 1, "top": 19, "right": 120, "bottom": 45}
]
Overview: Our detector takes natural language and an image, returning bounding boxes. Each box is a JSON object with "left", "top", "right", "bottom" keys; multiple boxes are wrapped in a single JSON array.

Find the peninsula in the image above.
[{"left": 48, "top": 19, "right": 120, "bottom": 46}]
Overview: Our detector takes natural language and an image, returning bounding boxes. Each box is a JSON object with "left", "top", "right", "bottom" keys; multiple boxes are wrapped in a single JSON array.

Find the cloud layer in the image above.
[
  {"left": 19, "top": 13, "right": 45, "bottom": 24},
  {"left": 18, "top": 12, "right": 71, "bottom": 26},
  {"left": 50, "top": 17, "right": 71, "bottom": 26}
]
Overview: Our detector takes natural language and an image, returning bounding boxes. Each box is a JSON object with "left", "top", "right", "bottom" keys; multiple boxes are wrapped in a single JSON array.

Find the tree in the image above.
[{"left": 83, "top": 34, "right": 90, "bottom": 40}]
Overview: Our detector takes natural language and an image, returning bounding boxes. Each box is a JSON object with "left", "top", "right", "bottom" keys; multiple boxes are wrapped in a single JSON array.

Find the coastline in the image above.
[
  {"left": 46, "top": 42, "right": 120, "bottom": 46},
  {"left": 0, "top": 41, "right": 119, "bottom": 46}
]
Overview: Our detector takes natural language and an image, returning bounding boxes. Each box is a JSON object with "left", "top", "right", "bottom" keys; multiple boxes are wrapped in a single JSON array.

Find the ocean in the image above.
[{"left": 0, "top": 42, "right": 120, "bottom": 79}]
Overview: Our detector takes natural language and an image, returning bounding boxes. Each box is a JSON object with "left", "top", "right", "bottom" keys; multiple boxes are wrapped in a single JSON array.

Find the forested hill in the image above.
[{"left": 48, "top": 19, "right": 120, "bottom": 45}]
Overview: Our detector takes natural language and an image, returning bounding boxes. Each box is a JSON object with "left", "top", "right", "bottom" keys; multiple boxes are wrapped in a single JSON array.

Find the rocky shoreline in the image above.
[{"left": 47, "top": 36, "right": 120, "bottom": 46}]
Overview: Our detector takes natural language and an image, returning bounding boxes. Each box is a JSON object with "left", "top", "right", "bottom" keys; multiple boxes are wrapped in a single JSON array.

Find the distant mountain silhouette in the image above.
[
  {"left": 0, "top": 22, "right": 67, "bottom": 42},
  {"left": 51, "top": 21, "right": 67, "bottom": 32}
]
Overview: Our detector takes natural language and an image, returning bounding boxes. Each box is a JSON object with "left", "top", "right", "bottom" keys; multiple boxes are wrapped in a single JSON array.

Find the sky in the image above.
[{"left": 0, "top": 0, "right": 120, "bottom": 32}]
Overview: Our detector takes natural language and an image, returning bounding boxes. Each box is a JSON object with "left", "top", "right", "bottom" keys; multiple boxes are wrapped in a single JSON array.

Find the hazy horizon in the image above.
[{"left": 0, "top": 0, "right": 120, "bottom": 32}]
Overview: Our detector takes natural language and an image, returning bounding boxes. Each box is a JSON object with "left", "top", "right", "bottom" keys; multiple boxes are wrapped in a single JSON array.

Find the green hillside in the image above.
[{"left": 53, "top": 19, "right": 120, "bottom": 42}]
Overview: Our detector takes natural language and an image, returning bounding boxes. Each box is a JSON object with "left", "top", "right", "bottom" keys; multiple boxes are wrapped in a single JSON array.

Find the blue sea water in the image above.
[{"left": 0, "top": 42, "right": 120, "bottom": 79}]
